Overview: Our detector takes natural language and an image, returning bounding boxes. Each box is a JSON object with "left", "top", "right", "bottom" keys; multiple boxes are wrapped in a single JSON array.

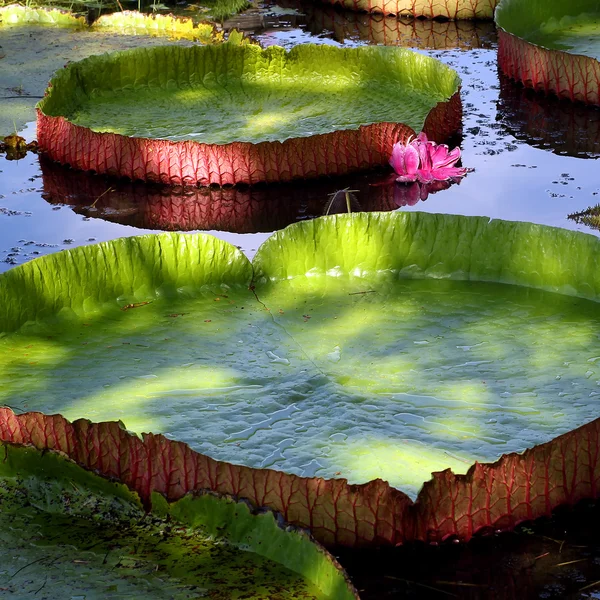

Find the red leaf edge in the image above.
[
  {"left": 498, "top": 29, "right": 600, "bottom": 107},
  {"left": 37, "top": 94, "right": 460, "bottom": 186},
  {"left": 2, "top": 407, "right": 600, "bottom": 547}
]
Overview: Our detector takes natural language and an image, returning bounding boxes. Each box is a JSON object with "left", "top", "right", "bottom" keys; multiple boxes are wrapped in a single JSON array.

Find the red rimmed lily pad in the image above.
[
  {"left": 3, "top": 213, "right": 600, "bottom": 546},
  {"left": 37, "top": 43, "right": 462, "bottom": 185},
  {"left": 496, "top": 0, "right": 600, "bottom": 105}
]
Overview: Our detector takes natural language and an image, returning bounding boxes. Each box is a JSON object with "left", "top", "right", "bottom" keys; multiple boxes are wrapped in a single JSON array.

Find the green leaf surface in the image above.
[
  {"left": 1, "top": 213, "right": 600, "bottom": 499},
  {"left": 38, "top": 43, "right": 460, "bottom": 144},
  {"left": 496, "top": 0, "right": 600, "bottom": 59},
  {"left": 0, "top": 441, "right": 356, "bottom": 599}
]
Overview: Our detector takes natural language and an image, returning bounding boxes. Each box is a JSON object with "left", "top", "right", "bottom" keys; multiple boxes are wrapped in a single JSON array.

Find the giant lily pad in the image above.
[
  {"left": 0, "top": 439, "right": 357, "bottom": 599},
  {"left": 3, "top": 212, "right": 600, "bottom": 546},
  {"left": 37, "top": 43, "right": 462, "bottom": 185},
  {"left": 496, "top": 0, "right": 600, "bottom": 105}
]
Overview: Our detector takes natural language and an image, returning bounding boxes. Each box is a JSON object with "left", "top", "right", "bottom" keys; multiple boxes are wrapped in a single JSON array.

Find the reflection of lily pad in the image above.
[
  {"left": 3, "top": 213, "right": 600, "bottom": 545},
  {"left": 39, "top": 155, "right": 399, "bottom": 232},
  {"left": 496, "top": 0, "right": 600, "bottom": 105},
  {"left": 0, "top": 440, "right": 357, "bottom": 599},
  {"left": 37, "top": 43, "right": 462, "bottom": 185},
  {"left": 295, "top": 3, "right": 497, "bottom": 48},
  {"left": 39, "top": 161, "right": 456, "bottom": 229},
  {"left": 497, "top": 72, "right": 600, "bottom": 158},
  {"left": 313, "top": 0, "right": 498, "bottom": 19}
]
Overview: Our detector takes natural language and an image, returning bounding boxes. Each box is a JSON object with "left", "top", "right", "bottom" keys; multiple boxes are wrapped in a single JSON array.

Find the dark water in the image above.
[
  {"left": 3, "top": 4, "right": 600, "bottom": 598},
  {"left": 339, "top": 501, "right": 600, "bottom": 599}
]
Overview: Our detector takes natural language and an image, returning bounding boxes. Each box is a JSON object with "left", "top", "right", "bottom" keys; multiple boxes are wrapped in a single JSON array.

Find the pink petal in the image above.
[
  {"left": 416, "top": 132, "right": 429, "bottom": 145},
  {"left": 431, "top": 145, "right": 461, "bottom": 169},
  {"left": 389, "top": 142, "right": 420, "bottom": 177},
  {"left": 429, "top": 144, "right": 449, "bottom": 164},
  {"left": 416, "top": 170, "right": 435, "bottom": 184},
  {"left": 430, "top": 166, "right": 468, "bottom": 181},
  {"left": 395, "top": 173, "right": 419, "bottom": 183},
  {"left": 416, "top": 142, "right": 432, "bottom": 174}
]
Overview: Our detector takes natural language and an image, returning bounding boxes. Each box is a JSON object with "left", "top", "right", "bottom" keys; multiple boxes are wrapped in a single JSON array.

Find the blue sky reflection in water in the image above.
[{"left": 1, "top": 20, "right": 600, "bottom": 272}]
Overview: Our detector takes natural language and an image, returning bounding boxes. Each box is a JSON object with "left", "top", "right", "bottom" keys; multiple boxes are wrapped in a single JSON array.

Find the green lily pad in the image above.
[
  {"left": 38, "top": 43, "right": 459, "bottom": 144},
  {"left": 2, "top": 212, "right": 600, "bottom": 500},
  {"left": 496, "top": 0, "right": 600, "bottom": 59},
  {"left": 0, "top": 440, "right": 357, "bottom": 599},
  {"left": 496, "top": 0, "right": 600, "bottom": 104}
]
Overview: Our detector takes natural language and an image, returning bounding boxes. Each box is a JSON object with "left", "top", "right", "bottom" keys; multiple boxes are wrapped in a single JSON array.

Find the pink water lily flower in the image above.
[{"left": 389, "top": 132, "right": 468, "bottom": 184}]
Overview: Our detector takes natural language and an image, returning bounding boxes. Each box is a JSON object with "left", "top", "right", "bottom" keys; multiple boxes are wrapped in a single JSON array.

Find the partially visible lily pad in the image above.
[
  {"left": 496, "top": 0, "right": 600, "bottom": 59},
  {"left": 0, "top": 440, "right": 357, "bottom": 599},
  {"left": 0, "top": 4, "right": 84, "bottom": 26},
  {"left": 0, "top": 5, "right": 221, "bottom": 135},
  {"left": 496, "top": 0, "right": 600, "bottom": 104},
  {"left": 92, "top": 10, "right": 223, "bottom": 41}
]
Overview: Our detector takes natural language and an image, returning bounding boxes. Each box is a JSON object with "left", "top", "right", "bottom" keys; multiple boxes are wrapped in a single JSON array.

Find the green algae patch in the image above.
[
  {"left": 38, "top": 43, "right": 459, "bottom": 145},
  {"left": 0, "top": 441, "right": 357, "bottom": 599},
  {"left": 3, "top": 213, "right": 600, "bottom": 500}
]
